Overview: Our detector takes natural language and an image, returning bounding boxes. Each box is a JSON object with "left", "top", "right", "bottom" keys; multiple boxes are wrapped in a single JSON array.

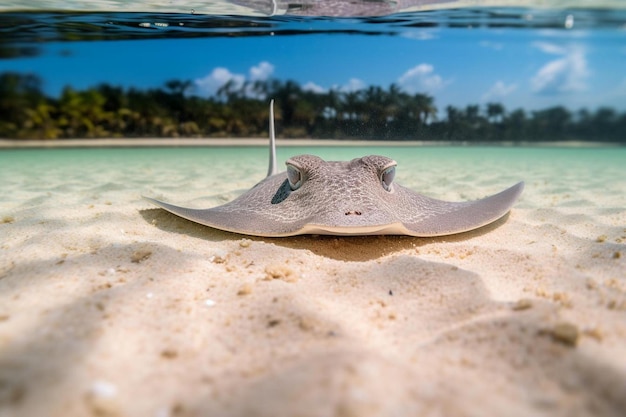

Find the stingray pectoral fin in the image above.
[
  {"left": 142, "top": 196, "right": 310, "bottom": 237},
  {"left": 143, "top": 196, "right": 212, "bottom": 225},
  {"left": 402, "top": 181, "right": 524, "bottom": 237}
]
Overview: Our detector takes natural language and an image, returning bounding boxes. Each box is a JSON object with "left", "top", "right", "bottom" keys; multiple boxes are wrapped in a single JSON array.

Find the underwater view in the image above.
[{"left": 1, "top": 2, "right": 626, "bottom": 417}]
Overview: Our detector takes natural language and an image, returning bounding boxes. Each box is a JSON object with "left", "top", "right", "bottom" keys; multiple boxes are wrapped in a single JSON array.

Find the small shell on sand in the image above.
[
  {"left": 160, "top": 348, "right": 178, "bottom": 359},
  {"left": 512, "top": 298, "right": 533, "bottom": 311},
  {"left": 130, "top": 249, "right": 152, "bottom": 263},
  {"left": 237, "top": 283, "right": 253, "bottom": 296},
  {"left": 264, "top": 265, "right": 297, "bottom": 282},
  {"left": 209, "top": 249, "right": 228, "bottom": 263},
  {"left": 85, "top": 380, "right": 119, "bottom": 416},
  {"left": 550, "top": 322, "right": 580, "bottom": 347}
]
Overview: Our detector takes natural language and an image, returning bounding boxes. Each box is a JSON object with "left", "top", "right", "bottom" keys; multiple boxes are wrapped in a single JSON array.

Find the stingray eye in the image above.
[
  {"left": 286, "top": 164, "right": 303, "bottom": 190},
  {"left": 380, "top": 166, "right": 395, "bottom": 192}
]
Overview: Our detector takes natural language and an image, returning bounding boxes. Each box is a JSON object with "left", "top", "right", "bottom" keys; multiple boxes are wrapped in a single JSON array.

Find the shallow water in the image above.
[
  {"left": 1, "top": 146, "right": 624, "bottom": 212},
  {"left": 2, "top": 143, "right": 626, "bottom": 417}
]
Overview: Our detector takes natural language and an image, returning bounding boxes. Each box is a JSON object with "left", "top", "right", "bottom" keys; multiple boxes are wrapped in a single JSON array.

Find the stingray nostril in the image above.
[{"left": 344, "top": 210, "right": 362, "bottom": 216}]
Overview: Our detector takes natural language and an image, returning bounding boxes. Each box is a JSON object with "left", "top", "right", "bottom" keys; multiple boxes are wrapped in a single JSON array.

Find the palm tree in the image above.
[
  {"left": 217, "top": 78, "right": 242, "bottom": 102},
  {"left": 58, "top": 87, "right": 111, "bottom": 137},
  {"left": 2, "top": 70, "right": 626, "bottom": 143},
  {"left": 443, "top": 105, "right": 463, "bottom": 140},
  {"left": 486, "top": 102, "right": 505, "bottom": 124},
  {"left": 22, "top": 101, "right": 61, "bottom": 139},
  {"left": 0, "top": 72, "right": 45, "bottom": 137},
  {"left": 270, "top": 80, "right": 302, "bottom": 132},
  {"left": 504, "top": 108, "right": 527, "bottom": 141},
  {"left": 531, "top": 106, "right": 572, "bottom": 140},
  {"left": 341, "top": 90, "right": 362, "bottom": 121},
  {"left": 412, "top": 93, "right": 436, "bottom": 125}
]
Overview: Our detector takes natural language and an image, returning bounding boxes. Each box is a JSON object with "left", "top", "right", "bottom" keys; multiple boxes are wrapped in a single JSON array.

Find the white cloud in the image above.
[
  {"left": 397, "top": 64, "right": 448, "bottom": 93},
  {"left": 530, "top": 43, "right": 589, "bottom": 94},
  {"left": 302, "top": 81, "right": 326, "bottom": 93},
  {"left": 194, "top": 61, "right": 275, "bottom": 97},
  {"left": 336, "top": 78, "right": 366, "bottom": 93},
  {"left": 194, "top": 67, "right": 245, "bottom": 96},
  {"left": 249, "top": 61, "right": 274, "bottom": 81},
  {"left": 482, "top": 81, "right": 518, "bottom": 101}
]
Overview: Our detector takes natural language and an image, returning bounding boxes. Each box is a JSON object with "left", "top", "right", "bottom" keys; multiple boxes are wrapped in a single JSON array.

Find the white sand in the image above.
[{"left": 0, "top": 145, "right": 625, "bottom": 417}]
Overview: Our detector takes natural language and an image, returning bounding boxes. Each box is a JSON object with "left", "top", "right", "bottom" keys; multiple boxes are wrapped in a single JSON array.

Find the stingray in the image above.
[{"left": 144, "top": 101, "right": 523, "bottom": 237}]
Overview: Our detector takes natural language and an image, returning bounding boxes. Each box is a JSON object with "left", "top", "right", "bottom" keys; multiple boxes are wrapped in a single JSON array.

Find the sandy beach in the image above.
[{"left": 0, "top": 143, "right": 625, "bottom": 417}]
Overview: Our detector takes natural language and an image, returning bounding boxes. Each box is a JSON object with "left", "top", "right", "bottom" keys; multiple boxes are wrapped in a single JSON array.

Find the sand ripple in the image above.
[{"left": 0, "top": 146, "right": 625, "bottom": 417}]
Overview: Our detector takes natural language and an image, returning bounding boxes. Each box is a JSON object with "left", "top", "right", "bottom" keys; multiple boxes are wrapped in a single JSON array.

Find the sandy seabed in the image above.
[{"left": 0, "top": 144, "right": 625, "bottom": 417}]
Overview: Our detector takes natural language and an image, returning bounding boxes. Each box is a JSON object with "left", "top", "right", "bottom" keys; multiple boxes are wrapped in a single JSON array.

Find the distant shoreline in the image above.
[{"left": 0, "top": 138, "right": 622, "bottom": 149}]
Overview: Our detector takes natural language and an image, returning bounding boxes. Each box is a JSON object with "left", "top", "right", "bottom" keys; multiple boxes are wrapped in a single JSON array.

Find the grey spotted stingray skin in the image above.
[{"left": 144, "top": 101, "right": 524, "bottom": 237}]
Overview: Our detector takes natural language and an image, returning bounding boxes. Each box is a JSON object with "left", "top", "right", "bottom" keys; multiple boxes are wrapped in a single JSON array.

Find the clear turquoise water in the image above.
[{"left": 1, "top": 146, "right": 624, "bottom": 212}]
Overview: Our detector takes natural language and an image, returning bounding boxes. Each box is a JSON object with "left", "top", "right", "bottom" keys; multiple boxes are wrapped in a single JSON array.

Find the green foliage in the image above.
[{"left": 1, "top": 71, "right": 625, "bottom": 143}]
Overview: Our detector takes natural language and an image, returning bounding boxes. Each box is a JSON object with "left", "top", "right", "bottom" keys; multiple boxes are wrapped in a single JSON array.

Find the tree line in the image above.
[{"left": 1, "top": 71, "right": 624, "bottom": 143}]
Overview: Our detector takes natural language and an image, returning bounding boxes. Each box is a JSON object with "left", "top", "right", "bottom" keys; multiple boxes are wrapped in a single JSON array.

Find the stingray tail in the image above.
[{"left": 267, "top": 99, "right": 278, "bottom": 177}]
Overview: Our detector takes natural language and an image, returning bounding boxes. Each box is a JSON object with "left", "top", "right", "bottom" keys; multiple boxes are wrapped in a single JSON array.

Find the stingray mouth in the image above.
[
  {"left": 300, "top": 222, "right": 407, "bottom": 236},
  {"left": 344, "top": 210, "right": 362, "bottom": 216}
]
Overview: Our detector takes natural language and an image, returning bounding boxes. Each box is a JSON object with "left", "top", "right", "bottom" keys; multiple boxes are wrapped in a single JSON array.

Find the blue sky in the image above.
[{"left": 2, "top": 25, "right": 625, "bottom": 115}]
